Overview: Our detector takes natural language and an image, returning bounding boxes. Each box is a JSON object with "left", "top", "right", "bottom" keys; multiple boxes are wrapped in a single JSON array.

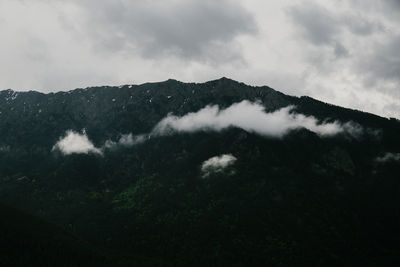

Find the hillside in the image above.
[
  {"left": 0, "top": 203, "right": 111, "bottom": 266},
  {"left": 0, "top": 78, "right": 399, "bottom": 265}
]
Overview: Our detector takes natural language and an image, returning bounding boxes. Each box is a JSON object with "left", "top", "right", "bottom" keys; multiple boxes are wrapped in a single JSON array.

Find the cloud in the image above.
[
  {"left": 151, "top": 100, "right": 355, "bottom": 138},
  {"left": 52, "top": 131, "right": 147, "bottom": 156},
  {"left": 0, "top": 145, "right": 10, "bottom": 153},
  {"left": 376, "top": 152, "right": 400, "bottom": 163},
  {"left": 341, "top": 121, "right": 364, "bottom": 137},
  {"left": 62, "top": 0, "right": 257, "bottom": 63},
  {"left": 387, "top": 0, "right": 400, "bottom": 12},
  {"left": 344, "top": 15, "right": 384, "bottom": 36},
  {"left": 201, "top": 154, "right": 237, "bottom": 177},
  {"left": 51, "top": 100, "right": 369, "bottom": 156},
  {"left": 0, "top": 0, "right": 399, "bottom": 118},
  {"left": 118, "top": 133, "right": 146, "bottom": 146},
  {"left": 288, "top": 3, "right": 341, "bottom": 47},
  {"left": 104, "top": 133, "right": 146, "bottom": 150},
  {"left": 52, "top": 130, "right": 102, "bottom": 155},
  {"left": 288, "top": 2, "right": 383, "bottom": 48},
  {"left": 358, "top": 35, "right": 400, "bottom": 86},
  {"left": 284, "top": 1, "right": 399, "bottom": 118},
  {"left": 52, "top": 101, "right": 367, "bottom": 157}
]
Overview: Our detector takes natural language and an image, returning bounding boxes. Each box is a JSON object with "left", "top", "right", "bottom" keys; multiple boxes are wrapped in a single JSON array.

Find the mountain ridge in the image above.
[
  {"left": 1, "top": 77, "right": 396, "bottom": 122},
  {"left": 0, "top": 77, "right": 399, "bottom": 265}
]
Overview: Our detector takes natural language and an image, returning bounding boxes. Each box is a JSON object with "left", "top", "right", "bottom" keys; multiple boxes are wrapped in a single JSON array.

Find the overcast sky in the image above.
[{"left": 0, "top": 0, "right": 399, "bottom": 118}]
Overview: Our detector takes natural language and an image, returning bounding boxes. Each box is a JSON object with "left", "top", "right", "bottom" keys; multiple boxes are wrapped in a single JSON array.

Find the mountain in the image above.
[
  {"left": 0, "top": 77, "right": 399, "bottom": 266},
  {"left": 0, "top": 203, "right": 110, "bottom": 266}
]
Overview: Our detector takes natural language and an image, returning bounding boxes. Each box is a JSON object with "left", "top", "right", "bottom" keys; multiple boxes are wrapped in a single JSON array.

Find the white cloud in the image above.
[
  {"left": 376, "top": 152, "right": 400, "bottom": 163},
  {"left": 119, "top": 134, "right": 146, "bottom": 146},
  {"left": 152, "top": 100, "right": 356, "bottom": 138},
  {"left": 104, "top": 133, "right": 146, "bottom": 149},
  {"left": 53, "top": 131, "right": 147, "bottom": 156},
  {"left": 52, "top": 130, "right": 102, "bottom": 155},
  {"left": 0, "top": 145, "right": 10, "bottom": 153},
  {"left": 52, "top": 101, "right": 366, "bottom": 157},
  {"left": 201, "top": 154, "right": 237, "bottom": 177},
  {"left": 0, "top": 0, "right": 399, "bottom": 118}
]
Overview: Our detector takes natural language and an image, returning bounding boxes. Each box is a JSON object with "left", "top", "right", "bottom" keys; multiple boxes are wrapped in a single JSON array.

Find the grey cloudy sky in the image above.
[{"left": 0, "top": 0, "right": 399, "bottom": 118}]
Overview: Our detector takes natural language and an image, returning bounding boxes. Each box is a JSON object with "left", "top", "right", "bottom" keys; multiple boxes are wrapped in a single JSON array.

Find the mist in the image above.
[
  {"left": 152, "top": 100, "right": 355, "bottom": 137},
  {"left": 201, "top": 154, "right": 237, "bottom": 177},
  {"left": 52, "top": 130, "right": 103, "bottom": 155},
  {"left": 52, "top": 101, "right": 363, "bottom": 156},
  {"left": 104, "top": 133, "right": 146, "bottom": 150},
  {"left": 376, "top": 152, "right": 400, "bottom": 163},
  {"left": 53, "top": 131, "right": 147, "bottom": 156}
]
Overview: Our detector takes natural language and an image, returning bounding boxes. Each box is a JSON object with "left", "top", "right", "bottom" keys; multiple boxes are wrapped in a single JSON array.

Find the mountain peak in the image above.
[
  {"left": 0, "top": 77, "right": 400, "bottom": 266},
  {"left": 212, "top": 77, "right": 238, "bottom": 83},
  {"left": 165, "top": 78, "right": 181, "bottom": 83}
]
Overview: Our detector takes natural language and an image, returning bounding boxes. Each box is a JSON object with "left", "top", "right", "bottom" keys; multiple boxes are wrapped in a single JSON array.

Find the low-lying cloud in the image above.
[
  {"left": 376, "top": 152, "right": 400, "bottom": 163},
  {"left": 152, "top": 100, "right": 356, "bottom": 137},
  {"left": 104, "top": 133, "right": 146, "bottom": 150},
  {"left": 53, "top": 101, "right": 364, "bottom": 156},
  {"left": 201, "top": 154, "right": 237, "bottom": 177},
  {"left": 53, "top": 131, "right": 147, "bottom": 156},
  {"left": 52, "top": 130, "right": 102, "bottom": 155}
]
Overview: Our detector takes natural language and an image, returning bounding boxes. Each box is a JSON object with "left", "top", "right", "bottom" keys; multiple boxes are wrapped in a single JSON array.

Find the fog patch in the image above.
[
  {"left": 341, "top": 121, "right": 365, "bottom": 138},
  {"left": 201, "top": 154, "right": 237, "bottom": 177},
  {"left": 152, "top": 100, "right": 356, "bottom": 138},
  {"left": 0, "top": 145, "right": 10, "bottom": 153},
  {"left": 53, "top": 131, "right": 148, "bottom": 155},
  {"left": 104, "top": 133, "right": 147, "bottom": 149},
  {"left": 376, "top": 152, "right": 400, "bottom": 163},
  {"left": 52, "top": 101, "right": 368, "bottom": 156},
  {"left": 119, "top": 134, "right": 146, "bottom": 146},
  {"left": 52, "top": 130, "right": 103, "bottom": 155}
]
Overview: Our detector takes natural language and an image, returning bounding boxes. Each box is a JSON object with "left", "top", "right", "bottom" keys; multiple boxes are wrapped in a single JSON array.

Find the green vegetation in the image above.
[
  {"left": 0, "top": 203, "right": 109, "bottom": 266},
  {"left": 0, "top": 78, "right": 399, "bottom": 265}
]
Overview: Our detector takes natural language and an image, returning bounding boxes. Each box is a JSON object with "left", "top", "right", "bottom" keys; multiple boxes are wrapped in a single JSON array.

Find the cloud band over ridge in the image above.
[
  {"left": 53, "top": 101, "right": 362, "bottom": 155},
  {"left": 152, "top": 100, "right": 350, "bottom": 137}
]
